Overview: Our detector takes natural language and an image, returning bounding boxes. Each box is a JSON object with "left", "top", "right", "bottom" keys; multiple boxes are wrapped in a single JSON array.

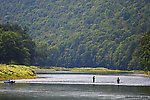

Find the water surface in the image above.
[
  {"left": 16, "top": 71, "right": 150, "bottom": 86},
  {"left": 0, "top": 71, "right": 149, "bottom": 100}
]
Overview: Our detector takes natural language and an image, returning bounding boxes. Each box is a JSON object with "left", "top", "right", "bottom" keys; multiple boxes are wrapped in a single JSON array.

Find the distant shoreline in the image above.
[
  {"left": 36, "top": 67, "right": 150, "bottom": 77},
  {"left": 36, "top": 67, "right": 143, "bottom": 73},
  {"left": 0, "top": 65, "right": 149, "bottom": 81}
]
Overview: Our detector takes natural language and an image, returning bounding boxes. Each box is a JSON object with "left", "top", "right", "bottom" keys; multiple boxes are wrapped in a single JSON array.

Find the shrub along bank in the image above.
[{"left": 0, "top": 64, "right": 38, "bottom": 81}]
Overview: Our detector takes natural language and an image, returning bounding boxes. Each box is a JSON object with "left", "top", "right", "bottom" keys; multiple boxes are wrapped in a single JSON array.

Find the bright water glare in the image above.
[{"left": 0, "top": 71, "right": 150, "bottom": 100}]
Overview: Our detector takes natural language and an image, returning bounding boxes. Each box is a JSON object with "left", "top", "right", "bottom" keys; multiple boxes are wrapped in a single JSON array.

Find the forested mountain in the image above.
[{"left": 0, "top": 0, "right": 150, "bottom": 70}]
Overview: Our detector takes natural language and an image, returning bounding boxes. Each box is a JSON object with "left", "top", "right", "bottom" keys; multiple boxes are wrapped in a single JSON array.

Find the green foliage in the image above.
[
  {"left": 0, "top": 64, "right": 37, "bottom": 80},
  {"left": 148, "top": 71, "right": 150, "bottom": 75},
  {"left": 0, "top": 23, "right": 36, "bottom": 65},
  {"left": 137, "top": 31, "right": 150, "bottom": 71},
  {"left": 0, "top": 0, "right": 150, "bottom": 70},
  {"left": 36, "top": 67, "right": 141, "bottom": 73}
]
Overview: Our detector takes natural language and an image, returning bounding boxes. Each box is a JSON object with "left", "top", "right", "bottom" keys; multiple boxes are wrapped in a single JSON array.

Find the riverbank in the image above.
[
  {"left": 0, "top": 64, "right": 39, "bottom": 81},
  {"left": 36, "top": 67, "right": 150, "bottom": 77},
  {"left": 145, "top": 71, "right": 150, "bottom": 77},
  {"left": 0, "top": 65, "right": 149, "bottom": 81},
  {"left": 36, "top": 67, "right": 145, "bottom": 73}
]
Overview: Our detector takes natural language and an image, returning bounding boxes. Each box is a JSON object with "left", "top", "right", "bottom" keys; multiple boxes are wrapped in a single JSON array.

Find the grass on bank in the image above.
[
  {"left": 0, "top": 64, "right": 38, "bottom": 81},
  {"left": 36, "top": 67, "right": 150, "bottom": 76},
  {"left": 147, "top": 71, "right": 150, "bottom": 75},
  {"left": 0, "top": 64, "right": 149, "bottom": 81},
  {"left": 36, "top": 67, "right": 145, "bottom": 73}
]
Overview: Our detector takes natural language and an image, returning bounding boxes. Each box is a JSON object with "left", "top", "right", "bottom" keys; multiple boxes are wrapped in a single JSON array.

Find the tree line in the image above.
[
  {"left": 0, "top": 23, "right": 149, "bottom": 71},
  {"left": 0, "top": 23, "right": 45, "bottom": 65}
]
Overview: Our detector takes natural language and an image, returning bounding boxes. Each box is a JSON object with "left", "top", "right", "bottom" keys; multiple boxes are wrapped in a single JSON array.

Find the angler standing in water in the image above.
[
  {"left": 93, "top": 76, "right": 95, "bottom": 83},
  {"left": 117, "top": 77, "right": 120, "bottom": 84}
]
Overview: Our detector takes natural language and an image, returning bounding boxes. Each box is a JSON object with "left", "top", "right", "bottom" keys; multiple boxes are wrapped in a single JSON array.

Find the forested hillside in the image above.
[
  {"left": 0, "top": 24, "right": 36, "bottom": 65},
  {"left": 0, "top": 0, "right": 150, "bottom": 70}
]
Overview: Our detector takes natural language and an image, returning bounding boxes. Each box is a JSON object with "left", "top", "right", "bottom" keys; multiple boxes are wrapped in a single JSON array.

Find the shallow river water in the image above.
[{"left": 0, "top": 71, "right": 150, "bottom": 100}]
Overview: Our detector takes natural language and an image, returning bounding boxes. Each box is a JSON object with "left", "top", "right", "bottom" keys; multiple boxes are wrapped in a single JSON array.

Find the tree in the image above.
[
  {"left": 137, "top": 31, "right": 150, "bottom": 71},
  {"left": 0, "top": 23, "right": 36, "bottom": 65}
]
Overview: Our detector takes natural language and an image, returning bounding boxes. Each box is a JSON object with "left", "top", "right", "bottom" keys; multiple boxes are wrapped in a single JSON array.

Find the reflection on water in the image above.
[
  {"left": 14, "top": 71, "right": 150, "bottom": 86},
  {"left": 0, "top": 84, "right": 150, "bottom": 100},
  {"left": 0, "top": 72, "right": 150, "bottom": 100}
]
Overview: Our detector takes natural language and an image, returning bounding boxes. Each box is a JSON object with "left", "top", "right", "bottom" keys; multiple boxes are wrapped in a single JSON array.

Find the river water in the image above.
[{"left": 0, "top": 71, "right": 150, "bottom": 100}]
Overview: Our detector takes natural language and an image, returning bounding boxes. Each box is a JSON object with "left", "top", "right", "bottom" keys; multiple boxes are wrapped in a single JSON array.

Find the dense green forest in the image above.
[
  {"left": 0, "top": 0, "right": 150, "bottom": 70},
  {"left": 137, "top": 31, "right": 150, "bottom": 71},
  {"left": 0, "top": 23, "right": 36, "bottom": 65}
]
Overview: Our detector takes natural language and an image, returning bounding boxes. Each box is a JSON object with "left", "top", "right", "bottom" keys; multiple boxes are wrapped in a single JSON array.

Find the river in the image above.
[{"left": 0, "top": 71, "right": 150, "bottom": 100}]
